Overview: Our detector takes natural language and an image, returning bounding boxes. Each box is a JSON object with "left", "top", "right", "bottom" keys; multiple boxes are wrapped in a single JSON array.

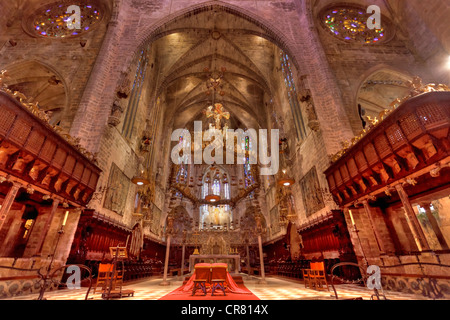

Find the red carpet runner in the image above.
[{"left": 159, "top": 274, "right": 259, "bottom": 300}]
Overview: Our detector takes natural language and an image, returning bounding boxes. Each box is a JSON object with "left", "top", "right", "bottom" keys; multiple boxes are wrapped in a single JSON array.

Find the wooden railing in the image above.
[{"left": 325, "top": 92, "right": 450, "bottom": 206}]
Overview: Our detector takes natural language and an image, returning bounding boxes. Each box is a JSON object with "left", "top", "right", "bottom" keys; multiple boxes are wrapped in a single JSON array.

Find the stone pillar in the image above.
[
  {"left": 180, "top": 243, "right": 186, "bottom": 279},
  {"left": 34, "top": 199, "right": 60, "bottom": 256},
  {"left": 395, "top": 184, "right": 430, "bottom": 251},
  {"left": 246, "top": 244, "right": 251, "bottom": 277},
  {"left": 257, "top": 234, "right": 266, "bottom": 284},
  {"left": 0, "top": 181, "right": 22, "bottom": 231},
  {"left": 421, "top": 203, "right": 449, "bottom": 250},
  {"left": 0, "top": 207, "right": 24, "bottom": 257},
  {"left": 160, "top": 234, "right": 171, "bottom": 286},
  {"left": 362, "top": 200, "right": 385, "bottom": 254}
]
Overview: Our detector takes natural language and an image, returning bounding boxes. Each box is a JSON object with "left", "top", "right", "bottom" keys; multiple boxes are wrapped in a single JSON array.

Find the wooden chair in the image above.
[
  {"left": 311, "top": 262, "right": 329, "bottom": 291},
  {"left": 113, "top": 266, "right": 124, "bottom": 291},
  {"left": 302, "top": 269, "right": 311, "bottom": 288},
  {"left": 211, "top": 263, "right": 227, "bottom": 296},
  {"left": 94, "top": 263, "right": 113, "bottom": 294}
]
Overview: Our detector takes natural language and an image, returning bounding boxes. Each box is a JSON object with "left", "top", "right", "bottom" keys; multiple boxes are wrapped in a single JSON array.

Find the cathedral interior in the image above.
[{"left": 0, "top": 0, "right": 450, "bottom": 302}]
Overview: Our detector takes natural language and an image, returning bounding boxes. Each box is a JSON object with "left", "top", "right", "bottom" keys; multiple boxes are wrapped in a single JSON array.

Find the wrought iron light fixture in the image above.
[
  {"left": 277, "top": 169, "right": 295, "bottom": 186},
  {"left": 205, "top": 194, "right": 221, "bottom": 203},
  {"left": 131, "top": 174, "right": 150, "bottom": 186}
]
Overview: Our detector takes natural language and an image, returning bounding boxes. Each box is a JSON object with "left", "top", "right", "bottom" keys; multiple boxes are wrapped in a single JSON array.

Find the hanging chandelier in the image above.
[
  {"left": 205, "top": 194, "right": 221, "bottom": 203},
  {"left": 277, "top": 140, "right": 295, "bottom": 186},
  {"left": 204, "top": 66, "right": 226, "bottom": 96},
  {"left": 131, "top": 173, "right": 150, "bottom": 186},
  {"left": 277, "top": 169, "right": 295, "bottom": 186},
  {"left": 205, "top": 168, "right": 221, "bottom": 203}
]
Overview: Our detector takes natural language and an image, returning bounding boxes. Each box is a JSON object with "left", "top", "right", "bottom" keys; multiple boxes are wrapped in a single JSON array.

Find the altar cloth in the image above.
[{"left": 167, "top": 263, "right": 252, "bottom": 295}]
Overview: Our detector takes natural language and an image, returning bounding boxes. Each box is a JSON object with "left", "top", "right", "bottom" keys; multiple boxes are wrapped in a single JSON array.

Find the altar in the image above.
[{"left": 189, "top": 255, "right": 240, "bottom": 273}]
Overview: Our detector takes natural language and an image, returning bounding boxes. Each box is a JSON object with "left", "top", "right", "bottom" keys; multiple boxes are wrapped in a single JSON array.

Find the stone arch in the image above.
[
  {"left": 2, "top": 59, "right": 69, "bottom": 126},
  {"left": 71, "top": 0, "right": 354, "bottom": 156},
  {"left": 126, "top": 2, "right": 308, "bottom": 133},
  {"left": 354, "top": 65, "right": 413, "bottom": 124},
  {"left": 131, "top": 2, "right": 303, "bottom": 72}
]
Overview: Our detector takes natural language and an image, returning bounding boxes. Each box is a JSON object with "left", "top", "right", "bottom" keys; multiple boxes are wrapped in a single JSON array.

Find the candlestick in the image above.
[
  {"left": 348, "top": 209, "right": 355, "bottom": 226},
  {"left": 62, "top": 210, "right": 69, "bottom": 226}
]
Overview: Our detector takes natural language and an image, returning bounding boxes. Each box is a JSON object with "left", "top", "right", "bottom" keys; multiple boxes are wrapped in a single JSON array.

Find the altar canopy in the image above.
[{"left": 169, "top": 263, "right": 252, "bottom": 295}]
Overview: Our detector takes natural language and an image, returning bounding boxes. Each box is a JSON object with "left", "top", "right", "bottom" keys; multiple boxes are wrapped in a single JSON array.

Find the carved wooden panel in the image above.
[
  {"left": 9, "top": 118, "right": 31, "bottom": 146},
  {"left": 0, "top": 108, "right": 15, "bottom": 135},
  {"left": 24, "top": 130, "right": 45, "bottom": 155}
]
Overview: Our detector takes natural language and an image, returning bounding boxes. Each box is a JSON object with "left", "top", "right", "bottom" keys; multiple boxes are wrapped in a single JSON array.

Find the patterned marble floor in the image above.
[{"left": 2, "top": 274, "right": 437, "bottom": 300}]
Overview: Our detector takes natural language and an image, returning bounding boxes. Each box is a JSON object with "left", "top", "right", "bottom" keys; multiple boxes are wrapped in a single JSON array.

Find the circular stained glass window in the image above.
[
  {"left": 321, "top": 6, "right": 390, "bottom": 44},
  {"left": 32, "top": 2, "right": 103, "bottom": 38}
]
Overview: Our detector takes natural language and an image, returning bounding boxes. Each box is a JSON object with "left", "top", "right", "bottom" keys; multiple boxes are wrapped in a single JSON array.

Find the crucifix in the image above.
[{"left": 205, "top": 103, "right": 230, "bottom": 130}]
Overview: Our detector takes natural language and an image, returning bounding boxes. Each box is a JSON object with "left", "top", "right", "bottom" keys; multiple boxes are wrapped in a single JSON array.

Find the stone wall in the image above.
[
  {"left": 0, "top": 207, "right": 81, "bottom": 298},
  {"left": 0, "top": 1, "right": 112, "bottom": 132},
  {"left": 2, "top": 0, "right": 448, "bottom": 247}
]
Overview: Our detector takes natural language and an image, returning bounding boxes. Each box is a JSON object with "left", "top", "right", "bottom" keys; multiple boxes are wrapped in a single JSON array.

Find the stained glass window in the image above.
[
  {"left": 212, "top": 179, "right": 220, "bottom": 196},
  {"left": 224, "top": 183, "right": 230, "bottom": 200},
  {"left": 33, "top": 2, "right": 102, "bottom": 38},
  {"left": 322, "top": 7, "right": 387, "bottom": 44},
  {"left": 122, "top": 45, "right": 150, "bottom": 139},
  {"left": 280, "top": 52, "right": 307, "bottom": 140},
  {"left": 200, "top": 167, "right": 234, "bottom": 229}
]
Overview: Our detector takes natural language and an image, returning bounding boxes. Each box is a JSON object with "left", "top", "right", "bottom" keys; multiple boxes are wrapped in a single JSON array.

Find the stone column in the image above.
[
  {"left": 180, "top": 243, "right": 186, "bottom": 279},
  {"left": 395, "top": 184, "right": 430, "bottom": 251},
  {"left": 160, "top": 233, "right": 171, "bottom": 286},
  {"left": 362, "top": 200, "right": 385, "bottom": 254},
  {"left": 257, "top": 234, "right": 267, "bottom": 284},
  {"left": 421, "top": 203, "right": 449, "bottom": 250},
  {"left": 246, "top": 243, "right": 251, "bottom": 277},
  {"left": 0, "top": 181, "right": 22, "bottom": 231},
  {"left": 34, "top": 199, "right": 60, "bottom": 256}
]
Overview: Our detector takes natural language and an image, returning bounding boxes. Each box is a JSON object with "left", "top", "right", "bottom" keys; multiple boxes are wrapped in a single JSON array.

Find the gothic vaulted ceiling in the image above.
[{"left": 146, "top": 9, "right": 284, "bottom": 131}]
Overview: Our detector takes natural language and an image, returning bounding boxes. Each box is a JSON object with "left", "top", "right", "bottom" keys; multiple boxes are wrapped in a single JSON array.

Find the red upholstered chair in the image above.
[
  {"left": 192, "top": 263, "right": 212, "bottom": 296},
  {"left": 211, "top": 263, "right": 228, "bottom": 296}
]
